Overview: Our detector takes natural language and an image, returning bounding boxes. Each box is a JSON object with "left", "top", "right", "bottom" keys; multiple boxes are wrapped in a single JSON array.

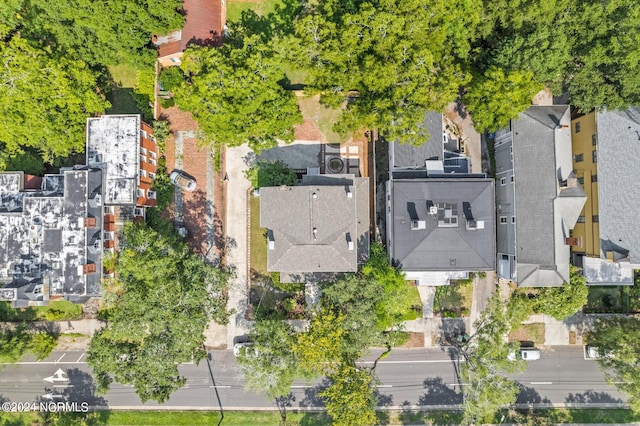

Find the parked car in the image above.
[
  {"left": 585, "top": 345, "right": 613, "bottom": 359},
  {"left": 508, "top": 347, "right": 541, "bottom": 361},
  {"left": 233, "top": 342, "right": 258, "bottom": 358},
  {"left": 170, "top": 171, "right": 196, "bottom": 192}
]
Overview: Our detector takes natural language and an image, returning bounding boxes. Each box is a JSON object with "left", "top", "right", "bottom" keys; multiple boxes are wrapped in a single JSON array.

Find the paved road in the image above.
[{"left": 0, "top": 347, "right": 625, "bottom": 410}]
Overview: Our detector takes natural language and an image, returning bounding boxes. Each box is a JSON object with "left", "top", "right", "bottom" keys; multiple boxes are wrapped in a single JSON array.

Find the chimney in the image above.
[{"left": 565, "top": 237, "right": 582, "bottom": 246}]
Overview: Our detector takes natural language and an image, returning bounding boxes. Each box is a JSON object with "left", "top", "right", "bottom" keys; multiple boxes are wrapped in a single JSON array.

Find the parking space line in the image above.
[
  {"left": 76, "top": 353, "right": 85, "bottom": 363},
  {"left": 56, "top": 354, "right": 66, "bottom": 363}
]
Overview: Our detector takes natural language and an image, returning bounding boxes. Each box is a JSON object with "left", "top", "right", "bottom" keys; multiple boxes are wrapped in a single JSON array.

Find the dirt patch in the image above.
[
  {"left": 509, "top": 323, "right": 546, "bottom": 345},
  {"left": 56, "top": 334, "right": 91, "bottom": 351},
  {"left": 569, "top": 331, "right": 577, "bottom": 345},
  {"left": 401, "top": 332, "right": 425, "bottom": 348}
]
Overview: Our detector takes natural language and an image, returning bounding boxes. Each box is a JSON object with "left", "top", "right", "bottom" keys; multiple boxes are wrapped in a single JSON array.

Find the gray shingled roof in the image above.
[
  {"left": 596, "top": 108, "right": 640, "bottom": 264},
  {"left": 260, "top": 175, "right": 369, "bottom": 273},
  {"left": 390, "top": 111, "right": 444, "bottom": 169},
  {"left": 511, "top": 106, "right": 586, "bottom": 287},
  {"left": 388, "top": 178, "right": 496, "bottom": 271}
]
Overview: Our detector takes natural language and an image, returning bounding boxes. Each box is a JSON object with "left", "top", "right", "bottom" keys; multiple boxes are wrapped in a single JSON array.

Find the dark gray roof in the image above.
[
  {"left": 390, "top": 111, "right": 444, "bottom": 169},
  {"left": 596, "top": 108, "right": 640, "bottom": 264},
  {"left": 388, "top": 178, "right": 495, "bottom": 271},
  {"left": 510, "top": 106, "right": 586, "bottom": 286},
  {"left": 260, "top": 175, "right": 369, "bottom": 274}
]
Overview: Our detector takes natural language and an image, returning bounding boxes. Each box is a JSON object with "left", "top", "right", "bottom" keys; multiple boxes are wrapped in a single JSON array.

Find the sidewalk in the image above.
[{"left": 1, "top": 319, "right": 105, "bottom": 335}]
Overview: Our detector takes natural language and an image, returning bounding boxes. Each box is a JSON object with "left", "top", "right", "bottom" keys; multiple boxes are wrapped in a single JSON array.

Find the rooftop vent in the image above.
[
  {"left": 347, "top": 233, "right": 354, "bottom": 250},
  {"left": 313, "top": 227, "right": 318, "bottom": 241},
  {"left": 429, "top": 205, "right": 438, "bottom": 216},
  {"left": 411, "top": 220, "right": 427, "bottom": 230}
]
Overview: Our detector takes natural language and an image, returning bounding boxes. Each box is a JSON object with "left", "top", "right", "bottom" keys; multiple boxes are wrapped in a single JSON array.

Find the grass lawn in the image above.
[
  {"left": 402, "top": 285, "right": 422, "bottom": 320},
  {"left": 226, "top": 0, "right": 283, "bottom": 23},
  {"left": 297, "top": 94, "right": 348, "bottom": 143},
  {"left": 433, "top": 278, "right": 474, "bottom": 317},
  {"left": 0, "top": 300, "right": 82, "bottom": 322},
  {"left": 509, "top": 323, "right": 546, "bottom": 345},
  {"left": 249, "top": 195, "right": 268, "bottom": 276},
  {"left": 5, "top": 408, "right": 639, "bottom": 425},
  {"left": 106, "top": 63, "right": 145, "bottom": 116},
  {"left": 1, "top": 411, "right": 332, "bottom": 425}
]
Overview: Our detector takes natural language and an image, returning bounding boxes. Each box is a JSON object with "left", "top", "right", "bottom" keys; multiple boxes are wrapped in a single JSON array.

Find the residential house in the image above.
[
  {"left": 570, "top": 108, "right": 640, "bottom": 284},
  {"left": 495, "top": 105, "right": 587, "bottom": 287},
  {"left": 260, "top": 174, "right": 369, "bottom": 281},
  {"left": 153, "top": 0, "right": 226, "bottom": 67},
  {"left": 390, "top": 111, "right": 470, "bottom": 179},
  {"left": 0, "top": 115, "right": 158, "bottom": 307},
  {"left": 387, "top": 112, "right": 495, "bottom": 285}
]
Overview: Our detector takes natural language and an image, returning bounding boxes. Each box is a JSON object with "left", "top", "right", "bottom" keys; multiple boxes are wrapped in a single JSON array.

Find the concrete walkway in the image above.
[{"left": 220, "top": 144, "right": 252, "bottom": 347}]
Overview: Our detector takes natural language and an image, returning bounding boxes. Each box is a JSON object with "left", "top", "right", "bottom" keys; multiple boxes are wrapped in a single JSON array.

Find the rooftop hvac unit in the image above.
[
  {"left": 429, "top": 205, "right": 438, "bottom": 215},
  {"left": 411, "top": 220, "right": 427, "bottom": 230}
]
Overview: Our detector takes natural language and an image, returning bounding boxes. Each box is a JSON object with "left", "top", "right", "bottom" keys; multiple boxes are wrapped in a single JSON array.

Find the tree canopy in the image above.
[
  {"left": 87, "top": 222, "right": 232, "bottom": 403},
  {"left": 1, "top": 0, "right": 184, "bottom": 66},
  {"left": 0, "top": 36, "right": 109, "bottom": 165},
  {"left": 589, "top": 316, "right": 640, "bottom": 413},
  {"left": 291, "top": 0, "right": 482, "bottom": 144},
  {"left": 236, "top": 319, "right": 303, "bottom": 399},
  {"left": 176, "top": 34, "right": 303, "bottom": 152}
]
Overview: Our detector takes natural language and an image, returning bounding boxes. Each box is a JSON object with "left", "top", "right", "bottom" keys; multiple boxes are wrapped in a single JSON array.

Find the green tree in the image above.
[
  {"left": 294, "top": 308, "right": 348, "bottom": 376},
  {"left": 244, "top": 160, "right": 296, "bottom": 189},
  {"left": 2, "top": 150, "right": 46, "bottom": 176},
  {"left": 4, "top": 0, "right": 184, "bottom": 66},
  {"left": 292, "top": 0, "right": 482, "bottom": 143},
  {"left": 566, "top": 0, "right": 640, "bottom": 112},
  {"left": 463, "top": 67, "right": 542, "bottom": 132},
  {"left": 533, "top": 266, "right": 588, "bottom": 320},
  {"left": 87, "top": 222, "right": 232, "bottom": 403},
  {"left": 589, "top": 316, "right": 640, "bottom": 413},
  {"left": 320, "top": 364, "right": 378, "bottom": 426},
  {"left": 176, "top": 34, "right": 303, "bottom": 152},
  {"left": 29, "top": 331, "right": 58, "bottom": 360},
  {"left": 237, "top": 319, "right": 303, "bottom": 399},
  {"left": 362, "top": 242, "right": 415, "bottom": 330},
  {"left": 0, "top": 36, "right": 109, "bottom": 164},
  {"left": 458, "top": 293, "right": 528, "bottom": 423},
  {"left": 0, "top": 325, "right": 31, "bottom": 366}
]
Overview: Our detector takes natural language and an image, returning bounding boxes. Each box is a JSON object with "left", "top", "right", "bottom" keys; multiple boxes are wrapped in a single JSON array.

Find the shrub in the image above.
[
  {"left": 29, "top": 332, "right": 58, "bottom": 360},
  {"left": 158, "top": 66, "right": 185, "bottom": 92}
]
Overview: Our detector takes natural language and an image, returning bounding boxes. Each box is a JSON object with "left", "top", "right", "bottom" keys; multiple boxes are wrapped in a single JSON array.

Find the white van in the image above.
[{"left": 508, "top": 348, "right": 541, "bottom": 361}]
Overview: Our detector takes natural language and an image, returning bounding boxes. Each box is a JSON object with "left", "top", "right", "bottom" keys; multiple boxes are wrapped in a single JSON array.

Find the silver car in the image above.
[{"left": 169, "top": 171, "right": 196, "bottom": 192}]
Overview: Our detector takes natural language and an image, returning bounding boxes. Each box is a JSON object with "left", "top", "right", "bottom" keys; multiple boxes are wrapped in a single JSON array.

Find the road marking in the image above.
[
  {"left": 530, "top": 382, "right": 553, "bottom": 385},
  {"left": 43, "top": 368, "right": 69, "bottom": 383},
  {"left": 209, "top": 385, "right": 231, "bottom": 389},
  {"left": 53, "top": 384, "right": 74, "bottom": 388},
  {"left": 291, "top": 385, "right": 311, "bottom": 389},
  {"left": 449, "top": 383, "right": 469, "bottom": 386},
  {"left": 76, "top": 353, "right": 85, "bottom": 363},
  {"left": 360, "top": 360, "right": 452, "bottom": 364},
  {"left": 56, "top": 354, "right": 66, "bottom": 363},
  {"left": 376, "top": 385, "right": 393, "bottom": 388},
  {"left": 614, "top": 381, "right": 630, "bottom": 384}
]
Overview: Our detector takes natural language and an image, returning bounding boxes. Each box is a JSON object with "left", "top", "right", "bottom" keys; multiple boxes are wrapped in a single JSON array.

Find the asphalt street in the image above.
[{"left": 0, "top": 347, "right": 625, "bottom": 410}]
